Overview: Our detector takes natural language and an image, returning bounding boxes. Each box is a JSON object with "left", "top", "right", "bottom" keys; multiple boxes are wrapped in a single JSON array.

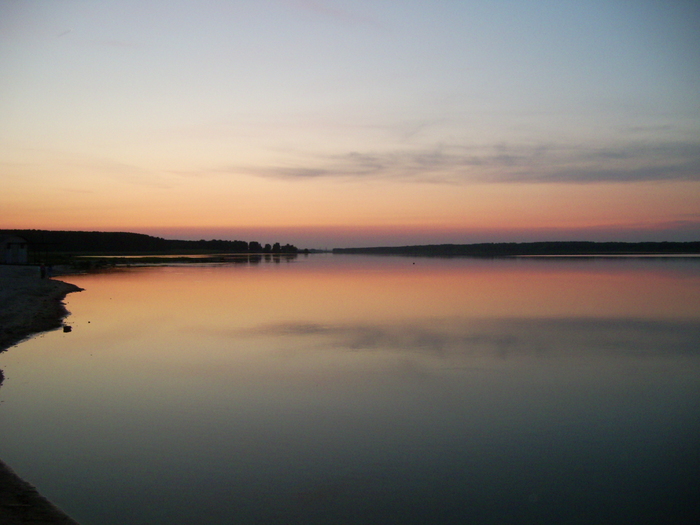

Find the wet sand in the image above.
[{"left": 0, "top": 265, "right": 83, "bottom": 525}]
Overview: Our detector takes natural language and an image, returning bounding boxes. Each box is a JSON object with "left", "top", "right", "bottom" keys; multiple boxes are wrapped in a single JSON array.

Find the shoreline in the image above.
[
  {"left": 0, "top": 265, "right": 83, "bottom": 525},
  {"left": 0, "top": 266, "right": 83, "bottom": 354}
]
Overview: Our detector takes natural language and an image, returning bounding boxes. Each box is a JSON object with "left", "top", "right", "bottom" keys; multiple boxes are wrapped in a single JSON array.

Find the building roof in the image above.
[{"left": 0, "top": 235, "right": 28, "bottom": 246}]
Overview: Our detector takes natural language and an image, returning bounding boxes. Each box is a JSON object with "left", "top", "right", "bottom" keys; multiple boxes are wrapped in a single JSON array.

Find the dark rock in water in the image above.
[{"left": 63, "top": 325, "right": 72, "bottom": 333}]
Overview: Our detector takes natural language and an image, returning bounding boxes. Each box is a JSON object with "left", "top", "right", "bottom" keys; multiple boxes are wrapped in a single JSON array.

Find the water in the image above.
[{"left": 1, "top": 254, "right": 699, "bottom": 524}]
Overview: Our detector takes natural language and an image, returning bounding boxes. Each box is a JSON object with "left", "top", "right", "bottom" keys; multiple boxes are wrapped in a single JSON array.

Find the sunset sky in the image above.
[{"left": 2, "top": 0, "right": 699, "bottom": 248}]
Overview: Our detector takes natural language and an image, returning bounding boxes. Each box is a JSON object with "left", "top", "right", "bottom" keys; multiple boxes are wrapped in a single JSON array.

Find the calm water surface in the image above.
[{"left": 1, "top": 255, "right": 699, "bottom": 524}]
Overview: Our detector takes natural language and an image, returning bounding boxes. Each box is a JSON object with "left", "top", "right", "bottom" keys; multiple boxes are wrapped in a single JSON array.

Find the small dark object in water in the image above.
[{"left": 63, "top": 325, "right": 72, "bottom": 333}]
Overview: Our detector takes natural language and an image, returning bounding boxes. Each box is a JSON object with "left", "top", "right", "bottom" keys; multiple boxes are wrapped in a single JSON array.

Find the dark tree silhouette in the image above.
[
  {"left": 332, "top": 242, "right": 700, "bottom": 257},
  {"left": 1, "top": 230, "right": 254, "bottom": 254}
]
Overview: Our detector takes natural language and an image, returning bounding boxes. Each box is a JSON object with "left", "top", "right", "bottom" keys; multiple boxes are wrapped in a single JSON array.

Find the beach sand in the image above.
[{"left": 1, "top": 265, "right": 83, "bottom": 525}]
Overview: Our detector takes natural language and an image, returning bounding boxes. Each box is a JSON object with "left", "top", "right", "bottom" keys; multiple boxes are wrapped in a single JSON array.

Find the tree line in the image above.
[
  {"left": 333, "top": 241, "right": 700, "bottom": 256},
  {"left": 1, "top": 230, "right": 300, "bottom": 255}
]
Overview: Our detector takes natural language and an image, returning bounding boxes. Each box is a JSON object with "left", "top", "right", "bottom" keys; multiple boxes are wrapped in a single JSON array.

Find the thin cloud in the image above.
[
  {"left": 507, "top": 142, "right": 700, "bottom": 183},
  {"left": 224, "top": 140, "right": 700, "bottom": 184},
  {"left": 619, "top": 124, "right": 674, "bottom": 135},
  {"left": 511, "top": 164, "right": 699, "bottom": 184}
]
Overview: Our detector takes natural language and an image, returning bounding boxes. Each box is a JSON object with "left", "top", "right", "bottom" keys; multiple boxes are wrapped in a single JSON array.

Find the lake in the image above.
[{"left": 1, "top": 254, "right": 699, "bottom": 524}]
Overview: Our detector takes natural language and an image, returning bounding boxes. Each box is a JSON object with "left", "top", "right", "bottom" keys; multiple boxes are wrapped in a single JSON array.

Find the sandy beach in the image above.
[{"left": 0, "top": 265, "right": 83, "bottom": 525}]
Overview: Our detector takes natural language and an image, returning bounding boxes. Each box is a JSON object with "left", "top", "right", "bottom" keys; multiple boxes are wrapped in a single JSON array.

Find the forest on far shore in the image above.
[
  {"left": 1, "top": 229, "right": 300, "bottom": 255},
  {"left": 333, "top": 241, "right": 700, "bottom": 257}
]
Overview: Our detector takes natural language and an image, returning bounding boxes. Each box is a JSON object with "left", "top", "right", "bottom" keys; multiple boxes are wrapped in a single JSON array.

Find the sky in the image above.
[{"left": 1, "top": 0, "right": 699, "bottom": 248}]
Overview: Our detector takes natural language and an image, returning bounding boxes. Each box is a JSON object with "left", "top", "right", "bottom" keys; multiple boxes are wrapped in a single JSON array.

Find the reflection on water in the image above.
[{"left": 1, "top": 255, "right": 699, "bottom": 524}]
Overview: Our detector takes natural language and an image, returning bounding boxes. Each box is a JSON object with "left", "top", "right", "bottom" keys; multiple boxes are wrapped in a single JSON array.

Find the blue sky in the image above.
[{"left": 2, "top": 0, "right": 699, "bottom": 247}]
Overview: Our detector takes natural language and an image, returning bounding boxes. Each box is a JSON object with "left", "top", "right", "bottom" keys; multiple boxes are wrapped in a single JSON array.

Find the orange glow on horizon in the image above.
[{"left": 4, "top": 179, "right": 699, "bottom": 244}]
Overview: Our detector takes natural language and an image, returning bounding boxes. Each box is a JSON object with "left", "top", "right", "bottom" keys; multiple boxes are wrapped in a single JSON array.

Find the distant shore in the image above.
[
  {"left": 332, "top": 241, "right": 700, "bottom": 257},
  {"left": 0, "top": 265, "right": 82, "bottom": 525}
]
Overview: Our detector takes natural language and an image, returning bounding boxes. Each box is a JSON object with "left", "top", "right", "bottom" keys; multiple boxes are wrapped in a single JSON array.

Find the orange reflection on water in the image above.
[{"left": 62, "top": 256, "right": 700, "bottom": 337}]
